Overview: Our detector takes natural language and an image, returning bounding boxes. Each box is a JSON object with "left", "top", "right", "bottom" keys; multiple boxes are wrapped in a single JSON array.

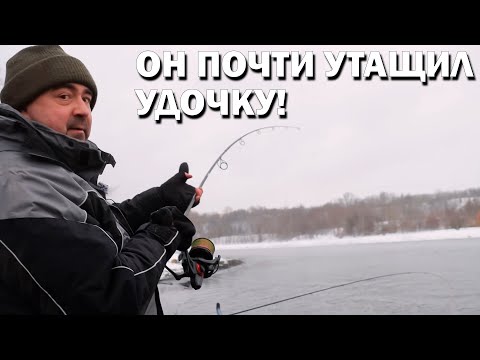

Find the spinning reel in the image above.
[{"left": 165, "top": 238, "right": 221, "bottom": 290}]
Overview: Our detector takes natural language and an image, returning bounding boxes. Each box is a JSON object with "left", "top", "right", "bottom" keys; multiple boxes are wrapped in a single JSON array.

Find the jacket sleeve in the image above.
[
  {"left": 0, "top": 171, "right": 185, "bottom": 314},
  {"left": 115, "top": 184, "right": 195, "bottom": 232},
  {"left": 0, "top": 217, "right": 184, "bottom": 314},
  {"left": 114, "top": 187, "right": 164, "bottom": 232}
]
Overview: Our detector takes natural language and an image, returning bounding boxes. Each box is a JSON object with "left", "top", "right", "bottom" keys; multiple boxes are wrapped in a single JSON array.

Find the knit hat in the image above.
[{"left": 0, "top": 45, "right": 97, "bottom": 110}]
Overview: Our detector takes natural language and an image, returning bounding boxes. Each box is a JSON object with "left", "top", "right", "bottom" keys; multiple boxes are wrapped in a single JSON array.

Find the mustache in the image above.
[{"left": 67, "top": 116, "right": 88, "bottom": 130}]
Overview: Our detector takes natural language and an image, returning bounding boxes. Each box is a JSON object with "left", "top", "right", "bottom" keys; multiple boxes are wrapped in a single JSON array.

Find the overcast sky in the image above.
[{"left": 1, "top": 45, "right": 479, "bottom": 214}]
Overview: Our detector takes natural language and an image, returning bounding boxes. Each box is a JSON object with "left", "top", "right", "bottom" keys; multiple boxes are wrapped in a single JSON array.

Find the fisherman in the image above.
[{"left": 0, "top": 45, "right": 203, "bottom": 314}]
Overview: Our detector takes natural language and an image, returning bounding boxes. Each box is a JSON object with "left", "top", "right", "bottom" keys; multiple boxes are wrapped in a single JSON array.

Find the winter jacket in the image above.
[{"left": 0, "top": 104, "right": 194, "bottom": 314}]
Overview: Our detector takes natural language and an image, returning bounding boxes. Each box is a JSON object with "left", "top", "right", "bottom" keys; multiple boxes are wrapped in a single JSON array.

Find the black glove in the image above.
[
  {"left": 150, "top": 206, "right": 196, "bottom": 252},
  {"left": 158, "top": 162, "right": 198, "bottom": 214}
]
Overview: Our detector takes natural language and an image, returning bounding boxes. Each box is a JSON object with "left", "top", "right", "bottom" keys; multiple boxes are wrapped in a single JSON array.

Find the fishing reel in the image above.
[{"left": 165, "top": 238, "right": 221, "bottom": 290}]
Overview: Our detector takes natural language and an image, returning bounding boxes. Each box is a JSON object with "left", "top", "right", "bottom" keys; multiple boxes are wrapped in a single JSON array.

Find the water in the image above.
[{"left": 159, "top": 237, "right": 480, "bottom": 315}]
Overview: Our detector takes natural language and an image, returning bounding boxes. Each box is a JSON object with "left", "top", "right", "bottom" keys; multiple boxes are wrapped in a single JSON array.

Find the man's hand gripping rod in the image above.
[{"left": 164, "top": 162, "right": 220, "bottom": 290}]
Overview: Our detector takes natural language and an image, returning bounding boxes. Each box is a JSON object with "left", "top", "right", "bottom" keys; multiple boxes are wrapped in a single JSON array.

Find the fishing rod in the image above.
[
  {"left": 215, "top": 271, "right": 457, "bottom": 315},
  {"left": 165, "top": 125, "right": 301, "bottom": 290}
]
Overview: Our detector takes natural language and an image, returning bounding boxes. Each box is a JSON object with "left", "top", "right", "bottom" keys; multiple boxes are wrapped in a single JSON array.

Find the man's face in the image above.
[{"left": 21, "top": 83, "right": 93, "bottom": 141}]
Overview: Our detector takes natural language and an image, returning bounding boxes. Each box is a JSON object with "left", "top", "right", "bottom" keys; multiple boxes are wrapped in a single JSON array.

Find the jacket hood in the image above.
[{"left": 0, "top": 103, "right": 116, "bottom": 185}]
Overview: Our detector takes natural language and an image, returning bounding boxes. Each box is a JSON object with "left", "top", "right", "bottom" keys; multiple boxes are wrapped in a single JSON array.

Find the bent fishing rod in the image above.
[
  {"left": 215, "top": 271, "right": 457, "bottom": 315},
  {"left": 164, "top": 126, "right": 301, "bottom": 290}
]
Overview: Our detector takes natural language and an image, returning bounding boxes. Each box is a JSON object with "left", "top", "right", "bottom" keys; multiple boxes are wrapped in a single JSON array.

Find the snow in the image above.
[{"left": 212, "top": 227, "right": 480, "bottom": 250}]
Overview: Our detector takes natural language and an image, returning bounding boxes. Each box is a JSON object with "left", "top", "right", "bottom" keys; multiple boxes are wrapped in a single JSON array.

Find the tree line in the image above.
[{"left": 189, "top": 188, "right": 480, "bottom": 243}]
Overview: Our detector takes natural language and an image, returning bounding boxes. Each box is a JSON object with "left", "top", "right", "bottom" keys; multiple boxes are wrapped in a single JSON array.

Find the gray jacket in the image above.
[{"left": 0, "top": 104, "right": 186, "bottom": 314}]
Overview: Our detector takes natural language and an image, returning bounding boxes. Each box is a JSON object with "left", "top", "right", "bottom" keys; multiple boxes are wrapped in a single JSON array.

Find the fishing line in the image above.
[{"left": 216, "top": 271, "right": 458, "bottom": 315}]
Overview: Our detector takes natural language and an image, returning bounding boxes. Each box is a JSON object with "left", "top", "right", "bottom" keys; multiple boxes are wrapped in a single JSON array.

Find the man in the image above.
[{"left": 0, "top": 45, "right": 202, "bottom": 314}]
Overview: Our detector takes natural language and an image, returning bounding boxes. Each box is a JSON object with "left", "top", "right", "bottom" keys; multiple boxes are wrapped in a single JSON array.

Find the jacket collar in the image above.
[{"left": 0, "top": 104, "right": 116, "bottom": 185}]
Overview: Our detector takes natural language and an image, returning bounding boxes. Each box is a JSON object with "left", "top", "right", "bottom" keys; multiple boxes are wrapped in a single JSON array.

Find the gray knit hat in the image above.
[{"left": 0, "top": 45, "right": 97, "bottom": 110}]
